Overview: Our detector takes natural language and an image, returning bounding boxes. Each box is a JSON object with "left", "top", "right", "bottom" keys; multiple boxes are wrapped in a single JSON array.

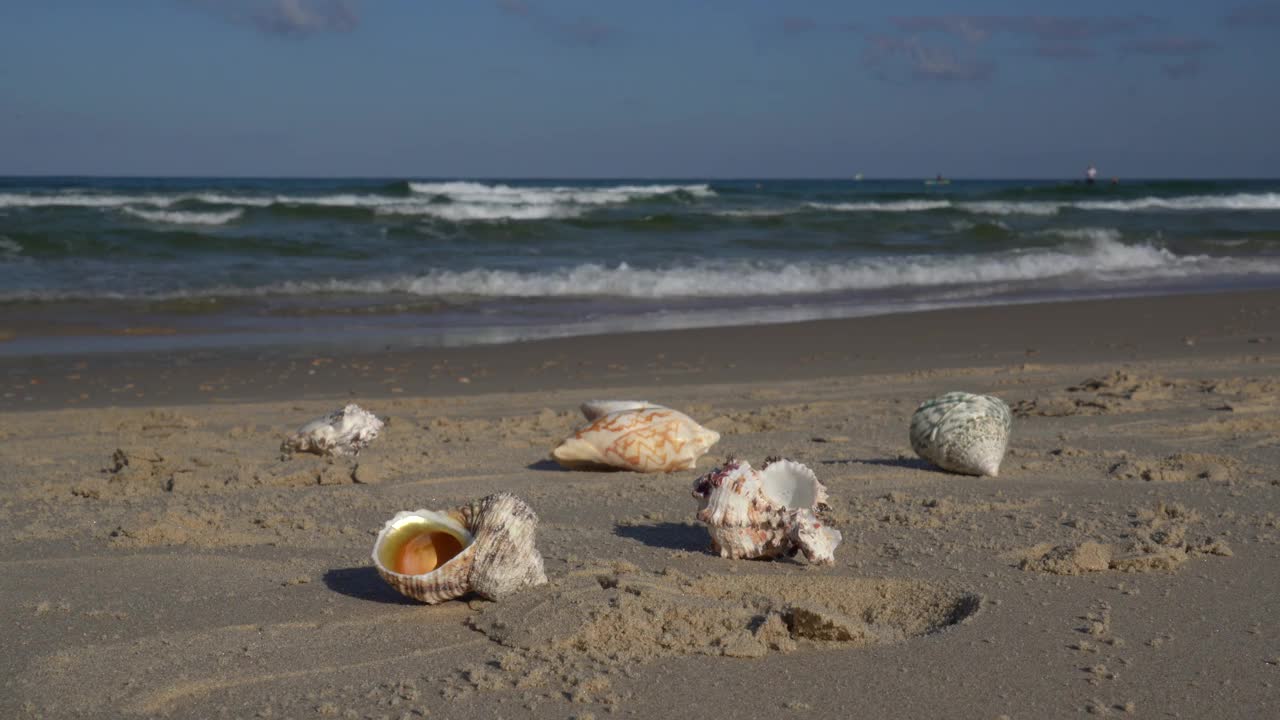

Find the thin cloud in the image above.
[
  {"left": 1031, "top": 43, "right": 1096, "bottom": 60},
  {"left": 888, "top": 14, "right": 1156, "bottom": 66},
  {"left": 892, "top": 15, "right": 1156, "bottom": 43},
  {"left": 1160, "top": 58, "right": 1203, "bottom": 79},
  {"left": 1125, "top": 37, "right": 1215, "bottom": 55},
  {"left": 1122, "top": 36, "right": 1216, "bottom": 79},
  {"left": 780, "top": 16, "right": 817, "bottom": 34},
  {"left": 496, "top": 0, "right": 531, "bottom": 17},
  {"left": 188, "top": 0, "right": 359, "bottom": 37},
  {"left": 560, "top": 17, "right": 615, "bottom": 46},
  {"left": 1223, "top": 2, "right": 1280, "bottom": 28},
  {"left": 864, "top": 34, "right": 994, "bottom": 83},
  {"left": 497, "top": 0, "right": 618, "bottom": 46}
]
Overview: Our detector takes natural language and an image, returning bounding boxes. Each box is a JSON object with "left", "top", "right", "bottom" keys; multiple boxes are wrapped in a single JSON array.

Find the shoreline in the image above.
[
  {"left": 3, "top": 287, "right": 1277, "bottom": 412},
  {"left": 2, "top": 277, "right": 1275, "bottom": 358}
]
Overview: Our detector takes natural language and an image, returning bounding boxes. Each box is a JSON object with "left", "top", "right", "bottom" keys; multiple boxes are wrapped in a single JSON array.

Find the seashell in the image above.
[
  {"left": 579, "top": 400, "right": 662, "bottom": 422},
  {"left": 282, "top": 403, "right": 383, "bottom": 457},
  {"left": 372, "top": 493, "right": 548, "bottom": 604},
  {"left": 909, "top": 392, "right": 1011, "bottom": 477},
  {"left": 691, "top": 457, "right": 841, "bottom": 564},
  {"left": 553, "top": 407, "right": 719, "bottom": 473},
  {"left": 786, "top": 509, "right": 842, "bottom": 565}
]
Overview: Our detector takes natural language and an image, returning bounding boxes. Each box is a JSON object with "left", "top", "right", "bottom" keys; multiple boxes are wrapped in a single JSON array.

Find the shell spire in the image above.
[{"left": 579, "top": 400, "right": 662, "bottom": 422}]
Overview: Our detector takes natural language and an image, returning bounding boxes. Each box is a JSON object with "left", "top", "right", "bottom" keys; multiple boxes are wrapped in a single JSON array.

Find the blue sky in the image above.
[{"left": 1, "top": 0, "right": 1277, "bottom": 177}]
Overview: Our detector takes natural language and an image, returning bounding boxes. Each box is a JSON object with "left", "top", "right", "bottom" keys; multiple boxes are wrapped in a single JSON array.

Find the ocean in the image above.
[{"left": 2, "top": 177, "right": 1278, "bottom": 354}]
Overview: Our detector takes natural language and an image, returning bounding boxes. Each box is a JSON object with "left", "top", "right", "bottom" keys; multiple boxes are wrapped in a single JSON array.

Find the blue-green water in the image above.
[{"left": 2, "top": 177, "right": 1279, "bottom": 353}]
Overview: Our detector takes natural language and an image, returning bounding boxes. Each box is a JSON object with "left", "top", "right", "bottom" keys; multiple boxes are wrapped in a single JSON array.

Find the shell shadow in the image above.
[
  {"left": 821, "top": 457, "right": 941, "bottom": 472},
  {"left": 615, "top": 522, "right": 709, "bottom": 552},
  {"left": 323, "top": 566, "right": 419, "bottom": 605},
  {"left": 528, "top": 459, "right": 627, "bottom": 473},
  {"left": 527, "top": 459, "right": 570, "bottom": 472}
]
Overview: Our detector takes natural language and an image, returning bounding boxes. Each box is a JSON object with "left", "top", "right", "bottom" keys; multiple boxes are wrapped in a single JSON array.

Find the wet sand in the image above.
[
  {"left": 2, "top": 289, "right": 1279, "bottom": 718},
  {"left": 4, "top": 289, "right": 1277, "bottom": 411}
]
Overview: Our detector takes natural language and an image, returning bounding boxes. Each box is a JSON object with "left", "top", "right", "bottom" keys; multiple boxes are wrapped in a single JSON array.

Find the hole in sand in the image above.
[{"left": 469, "top": 569, "right": 981, "bottom": 662}]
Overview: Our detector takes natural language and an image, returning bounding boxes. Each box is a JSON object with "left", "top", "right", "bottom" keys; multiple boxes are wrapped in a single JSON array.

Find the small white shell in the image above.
[
  {"left": 691, "top": 458, "right": 841, "bottom": 564},
  {"left": 579, "top": 400, "right": 662, "bottom": 422},
  {"left": 282, "top": 404, "right": 383, "bottom": 457},
  {"left": 909, "top": 392, "right": 1011, "bottom": 477},
  {"left": 372, "top": 493, "right": 548, "bottom": 604},
  {"left": 553, "top": 407, "right": 719, "bottom": 473}
]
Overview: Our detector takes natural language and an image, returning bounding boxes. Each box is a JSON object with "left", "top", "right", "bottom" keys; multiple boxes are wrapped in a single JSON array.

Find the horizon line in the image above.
[{"left": 1, "top": 174, "right": 1275, "bottom": 182}]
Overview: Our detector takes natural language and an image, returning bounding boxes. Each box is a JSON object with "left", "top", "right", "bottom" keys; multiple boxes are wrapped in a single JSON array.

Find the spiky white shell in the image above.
[
  {"left": 579, "top": 400, "right": 662, "bottom": 422},
  {"left": 282, "top": 404, "right": 383, "bottom": 457},
  {"left": 909, "top": 392, "right": 1011, "bottom": 477},
  {"left": 691, "top": 458, "right": 840, "bottom": 564},
  {"left": 553, "top": 407, "right": 720, "bottom": 473},
  {"left": 372, "top": 493, "right": 548, "bottom": 604},
  {"left": 786, "top": 509, "right": 842, "bottom": 565}
]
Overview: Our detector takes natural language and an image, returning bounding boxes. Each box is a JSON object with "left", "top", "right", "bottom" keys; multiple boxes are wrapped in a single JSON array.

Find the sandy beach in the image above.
[{"left": 3, "top": 289, "right": 1279, "bottom": 719}]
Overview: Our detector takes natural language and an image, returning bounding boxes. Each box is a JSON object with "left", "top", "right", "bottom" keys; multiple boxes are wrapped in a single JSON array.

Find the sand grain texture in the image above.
[{"left": 2, "top": 292, "right": 1279, "bottom": 718}]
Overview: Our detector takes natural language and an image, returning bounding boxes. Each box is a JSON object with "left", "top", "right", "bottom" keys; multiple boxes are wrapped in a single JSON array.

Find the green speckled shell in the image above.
[{"left": 909, "top": 392, "right": 1012, "bottom": 476}]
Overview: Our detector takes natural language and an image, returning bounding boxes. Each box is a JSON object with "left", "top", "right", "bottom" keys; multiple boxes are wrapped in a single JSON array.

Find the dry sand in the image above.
[{"left": 2, "top": 290, "right": 1279, "bottom": 718}]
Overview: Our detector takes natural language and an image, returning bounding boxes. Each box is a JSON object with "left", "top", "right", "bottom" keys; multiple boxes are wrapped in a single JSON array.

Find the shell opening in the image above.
[
  {"left": 759, "top": 462, "right": 819, "bottom": 509},
  {"left": 397, "top": 531, "right": 465, "bottom": 575},
  {"left": 376, "top": 516, "right": 472, "bottom": 577}
]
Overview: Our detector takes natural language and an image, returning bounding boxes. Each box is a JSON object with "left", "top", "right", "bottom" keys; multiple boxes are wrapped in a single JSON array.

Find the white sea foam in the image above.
[
  {"left": 408, "top": 181, "right": 715, "bottom": 205},
  {"left": 0, "top": 236, "right": 21, "bottom": 256},
  {"left": 0, "top": 182, "right": 712, "bottom": 219},
  {"left": 809, "top": 200, "right": 953, "bottom": 212},
  {"left": 951, "top": 219, "right": 1012, "bottom": 231},
  {"left": 961, "top": 201, "right": 1062, "bottom": 216},
  {"left": 5, "top": 238, "right": 1277, "bottom": 305},
  {"left": 1076, "top": 193, "right": 1280, "bottom": 212},
  {"left": 192, "top": 193, "right": 275, "bottom": 207},
  {"left": 121, "top": 208, "right": 245, "bottom": 225},
  {"left": 1034, "top": 227, "right": 1124, "bottom": 244},
  {"left": 267, "top": 239, "right": 1261, "bottom": 299},
  {"left": 4, "top": 188, "right": 1275, "bottom": 219},
  {"left": 0, "top": 193, "right": 179, "bottom": 208},
  {"left": 151, "top": 240, "right": 1280, "bottom": 296},
  {"left": 711, "top": 208, "right": 795, "bottom": 218},
  {"left": 811, "top": 194, "right": 1280, "bottom": 217},
  {"left": 377, "top": 203, "right": 583, "bottom": 221},
  {"left": 271, "top": 194, "right": 403, "bottom": 208},
  {"left": 381, "top": 182, "right": 714, "bottom": 221}
]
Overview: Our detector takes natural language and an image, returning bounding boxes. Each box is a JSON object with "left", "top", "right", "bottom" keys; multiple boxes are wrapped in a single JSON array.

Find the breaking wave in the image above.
[
  {"left": 808, "top": 193, "right": 1280, "bottom": 217},
  {"left": 962, "top": 201, "right": 1062, "bottom": 216},
  {"left": 1076, "top": 193, "right": 1280, "bottom": 211},
  {"left": 121, "top": 208, "right": 245, "bottom": 225},
  {"left": 408, "top": 181, "right": 714, "bottom": 205},
  {"left": 3, "top": 189, "right": 1276, "bottom": 223},
  {"left": 6, "top": 238, "right": 1271, "bottom": 304},
  {"left": 1033, "top": 227, "right": 1124, "bottom": 243},
  {"left": 293, "top": 240, "right": 1212, "bottom": 299},
  {"left": 809, "top": 200, "right": 953, "bottom": 213},
  {"left": 377, "top": 204, "right": 582, "bottom": 221},
  {"left": 0, "top": 193, "right": 178, "bottom": 208}
]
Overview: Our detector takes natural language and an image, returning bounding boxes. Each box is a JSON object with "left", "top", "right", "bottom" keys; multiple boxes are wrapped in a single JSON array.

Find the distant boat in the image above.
[
  {"left": 854, "top": 173, "right": 864, "bottom": 181},
  {"left": 924, "top": 177, "right": 951, "bottom": 186}
]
